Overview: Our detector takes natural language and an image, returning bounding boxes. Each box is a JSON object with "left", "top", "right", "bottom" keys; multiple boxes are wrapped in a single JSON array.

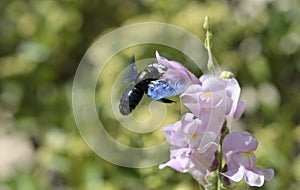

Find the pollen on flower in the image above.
[
  {"left": 191, "top": 134, "right": 198, "bottom": 139},
  {"left": 243, "top": 152, "right": 252, "bottom": 156},
  {"left": 201, "top": 92, "right": 212, "bottom": 98}
]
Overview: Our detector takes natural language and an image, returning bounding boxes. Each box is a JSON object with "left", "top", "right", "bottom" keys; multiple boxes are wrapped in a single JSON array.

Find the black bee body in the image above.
[
  {"left": 119, "top": 56, "right": 174, "bottom": 115},
  {"left": 135, "top": 65, "right": 162, "bottom": 83},
  {"left": 119, "top": 78, "right": 157, "bottom": 115}
]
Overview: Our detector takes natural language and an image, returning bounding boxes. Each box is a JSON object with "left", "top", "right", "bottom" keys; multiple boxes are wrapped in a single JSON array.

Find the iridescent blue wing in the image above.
[
  {"left": 147, "top": 80, "right": 178, "bottom": 100},
  {"left": 120, "top": 57, "right": 175, "bottom": 115},
  {"left": 124, "top": 55, "right": 138, "bottom": 83}
]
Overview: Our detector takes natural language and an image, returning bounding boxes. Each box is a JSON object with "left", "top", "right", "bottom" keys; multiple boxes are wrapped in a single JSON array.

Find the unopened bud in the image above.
[{"left": 219, "top": 71, "right": 234, "bottom": 79}]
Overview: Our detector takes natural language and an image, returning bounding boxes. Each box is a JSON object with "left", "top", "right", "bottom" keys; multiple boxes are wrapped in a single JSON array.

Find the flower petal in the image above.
[
  {"left": 156, "top": 51, "right": 201, "bottom": 85},
  {"left": 252, "top": 167, "right": 274, "bottom": 181},
  {"left": 222, "top": 131, "right": 258, "bottom": 155},
  {"left": 158, "top": 155, "right": 190, "bottom": 172},
  {"left": 222, "top": 165, "right": 244, "bottom": 182},
  {"left": 243, "top": 169, "right": 265, "bottom": 187},
  {"left": 264, "top": 169, "right": 275, "bottom": 181},
  {"left": 162, "top": 113, "right": 206, "bottom": 147},
  {"left": 233, "top": 101, "right": 247, "bottom": 120},
  {"left": 225, "top": 78, "right": 241, "bottom": 113}
]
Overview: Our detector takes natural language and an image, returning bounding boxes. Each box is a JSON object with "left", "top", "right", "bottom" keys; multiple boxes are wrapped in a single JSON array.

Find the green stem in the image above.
[
  {"left": 207, "top": 49, "right": 215, "bottom": 76},
  {"left": 203, "top": 16, "right": 216, "bottom": 76},
  {"left": 218, "top": 122, "right": 229, "bottom": 190},
  {"left": 217, "top": 139, "right": 223, "bottom": 190}
]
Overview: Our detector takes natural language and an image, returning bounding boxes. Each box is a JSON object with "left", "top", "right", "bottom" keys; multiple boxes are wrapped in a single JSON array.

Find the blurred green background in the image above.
[{"left": 1, "top": 0, "right": 300, "bottom": 189}]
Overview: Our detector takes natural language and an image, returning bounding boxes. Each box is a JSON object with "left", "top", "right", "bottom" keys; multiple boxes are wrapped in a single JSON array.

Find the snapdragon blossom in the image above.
[
  {"left": 159, "top": 113, "right": 218, "bottom": 184},
  {"left": 221, "top": 131, "right": 274, "bottom": 187},
  {"left": 181, "top": 74, "right": 246, "bottom": 128},
  {"left": 156, "top": 51, "right": 201, "bottom": 87},
  {"left": 149, "top": 51, "right": 201, "bottom": 97},
  {"left": 156, "top": 51, "right": 274, "bottom": 188}
]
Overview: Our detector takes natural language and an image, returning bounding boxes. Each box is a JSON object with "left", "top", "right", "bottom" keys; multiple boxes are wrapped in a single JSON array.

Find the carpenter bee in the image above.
[{"left": 119, "top": 56, "right": 175, "bottom": 115}]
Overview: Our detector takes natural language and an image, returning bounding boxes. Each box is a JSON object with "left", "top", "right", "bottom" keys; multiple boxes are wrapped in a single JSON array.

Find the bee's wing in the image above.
[
  {"left": 124, "top": 55, "right": 138, "bottom": 83},
  {"left": 147, "top": 80, "right": 179, "bottom": 100}
]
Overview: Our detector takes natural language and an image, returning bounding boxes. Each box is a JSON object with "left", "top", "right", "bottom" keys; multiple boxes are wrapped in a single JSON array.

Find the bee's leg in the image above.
[{"left": 158, "top": 98, "right": 176, "bottom": 104}]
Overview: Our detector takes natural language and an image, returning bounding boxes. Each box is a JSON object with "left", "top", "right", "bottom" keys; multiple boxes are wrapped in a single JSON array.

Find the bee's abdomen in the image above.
[
  {"left": 128, "top": 86, "right": 144, "bottom": 112},
  {"left": 119, "top": 85, "right": 144, "bottom": 115},
  {"left": 119, "top": 78, "right": 157, "bottom": 115}
]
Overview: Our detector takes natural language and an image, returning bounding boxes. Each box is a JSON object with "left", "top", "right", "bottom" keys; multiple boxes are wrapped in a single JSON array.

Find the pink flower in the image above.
[
  {"left": 180, "top": 75, "right": 231, "bottom": 154},
  {"left": 223, "top": 77, "right": 246, "bottom": 125},
  {"left": 155, "top": 51, "right": 200, "bottom": 94},
  {"left": 181, "top": 74, "right": 246, "bottom": 129},
  {"left": 159, "top": 113, "right": 218, "bottom": 185},
  {"left": 181, "top": 75, "right": 231, "bottom": 120},
  {"left": 153, "top": 52, "right": 274, "bottom": 188},
  {"left": 221, "top": 131, "right": 274, "bottom": 187},
  {"left": 162, "top": 113, "right": 205, "bottom": 148}
]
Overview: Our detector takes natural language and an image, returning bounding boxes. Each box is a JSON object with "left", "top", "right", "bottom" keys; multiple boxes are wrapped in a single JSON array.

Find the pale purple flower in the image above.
[
  {"left": 159, "top": 113, "right": 218, "bottom": 184},
  {"left": 221, "top": 131, "right": 274, "bottom": 187},
  {"left": 162, "top": 113, "right": 205, "bottom": 148},
  {"left": 180, "top": 75, "right": 231, "bottom": 155},
  {"left": 233, "top": 101, "right": 246, "bottom": 120},
  {"left": 223, "top": 77, "right": 246, "bottom": 125},
  {"left": 181, "top": 74, "right": 246, "bottom": 129},
  {"left": 181, "top": 75, "right": 231, "bottom": 120},
  {"left": 154, "top": 51, "right": 200, "bottom": 95},
  {"left": 153, "top": 51, "right": 274, "bottom": 189}
]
